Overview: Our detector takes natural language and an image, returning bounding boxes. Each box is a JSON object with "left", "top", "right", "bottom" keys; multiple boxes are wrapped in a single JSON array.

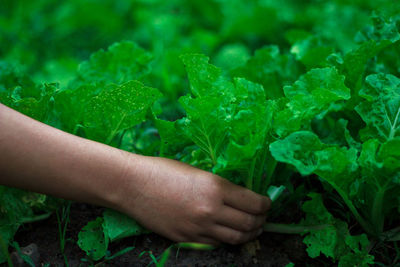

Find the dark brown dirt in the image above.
[{"left": 4, "top": 203, "right": 326, "bottom": 267}]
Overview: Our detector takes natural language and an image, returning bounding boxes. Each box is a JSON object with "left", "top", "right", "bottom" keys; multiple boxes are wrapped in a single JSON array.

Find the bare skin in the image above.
[{"left": 0, "top": 103, "right": 271, "bottom": 245}]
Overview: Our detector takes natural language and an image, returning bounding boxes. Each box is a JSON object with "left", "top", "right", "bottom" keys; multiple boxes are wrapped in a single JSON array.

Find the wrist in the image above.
[
  {"left": 96, "top": 150, "right": 150, "bottom": 217},
  {"left": 87, "top": 147, "right": 135, "bottom": 210}
]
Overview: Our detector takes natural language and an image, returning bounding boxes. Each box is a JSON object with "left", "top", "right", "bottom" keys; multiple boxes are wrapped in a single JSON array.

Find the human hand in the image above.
[
  {"left": 114, "top": 156, "right": 271, "bottom": 245},
  {"left": 0, "top": 103, "right": 270, "bottom": 245}
]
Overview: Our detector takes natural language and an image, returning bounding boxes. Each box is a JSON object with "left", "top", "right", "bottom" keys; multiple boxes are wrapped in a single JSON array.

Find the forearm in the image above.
[{"left": 0, "top": 103, "right": 140, "bottom": 209}]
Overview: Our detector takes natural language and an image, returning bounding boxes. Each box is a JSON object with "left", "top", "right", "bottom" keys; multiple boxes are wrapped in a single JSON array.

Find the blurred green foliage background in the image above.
[{"left": 0, "top": 0, "right": 398, "bottom": 89}]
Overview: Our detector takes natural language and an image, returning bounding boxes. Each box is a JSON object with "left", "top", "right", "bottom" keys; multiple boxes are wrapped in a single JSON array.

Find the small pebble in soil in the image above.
[{"left": 11, "top": 243, "right": 40, "bottom": 267}]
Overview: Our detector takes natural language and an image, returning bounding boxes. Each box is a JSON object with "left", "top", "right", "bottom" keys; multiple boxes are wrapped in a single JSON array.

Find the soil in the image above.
[{"left": 4, "top": 203, "right": 328, "bottom": 267}]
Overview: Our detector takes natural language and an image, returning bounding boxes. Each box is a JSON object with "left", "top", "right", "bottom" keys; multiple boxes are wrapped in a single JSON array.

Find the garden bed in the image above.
[{"left": 10, "top": 203, "right": 317, "bottom": 267}]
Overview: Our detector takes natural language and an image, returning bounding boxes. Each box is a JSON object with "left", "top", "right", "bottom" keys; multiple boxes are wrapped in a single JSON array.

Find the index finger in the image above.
[{"left": 221, "top": 180, "right": 271, "bottom": 215}]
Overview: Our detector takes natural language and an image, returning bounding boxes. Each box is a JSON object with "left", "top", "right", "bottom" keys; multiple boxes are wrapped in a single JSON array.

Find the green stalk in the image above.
[
  {"left": 154, "top": 242, "right": 214, "bottom": 267},
  {"left": 246, "top": 156, "right": 257, "bottom": 190},
  {"left": 72, "top": 124, "right": 81, "bottom": 136},
  {"left": 261, "top": 157, "right": 277, "bottom": 194},
  {"left": 263, "top": 223, "right": 330, "bottom": 234},
  {"left": 56, "top": 203, "right": 71, "bottom": 267},
  {"left": 104, "top": 246, "right": 135, "bottom": 261},
  {"left": 371, "top": 187, "right": 385, "bottom": 234},
  {"left": 389, "top": 107, "right": 400, "bottom": 139},
  {"left": 0, "top": 234, "right": 13, "bottom": 267},
  {"left": 264, "top": 157, "right": 277, "bottom": 189},
  {"left": 208, "top": 146, "right": 217, "bottom": 166},
  {"left": 382, "top": 226, "right": 400, "bottom": 241},
  {"left": 253, "top": 147, "right": 268, "bottom": 193},
  {"left": 106, "top": 114, "right": 127, "bottom": 145},
  {"left": 330, "top": 184, "right": 376, "bottom": 236},
  {"left": 20, "top": 212, "right": 52, "bottom": 224},
  {"left": 116, "top": 129, "right": 127, "bottom": 148},
  {"left": 175, "top": 243, "right": 215, "bottom": 250}
]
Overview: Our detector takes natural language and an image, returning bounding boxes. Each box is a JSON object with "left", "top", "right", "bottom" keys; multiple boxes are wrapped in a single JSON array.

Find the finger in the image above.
[
  {"left": 216, "top": 206, "right": 266, "bottom": 232},
  {"left": 221, "top": 180, "right": 271, "bottom": 215},
  {"left": 208, "top": 224, "right": 263, "bottom": 245}
]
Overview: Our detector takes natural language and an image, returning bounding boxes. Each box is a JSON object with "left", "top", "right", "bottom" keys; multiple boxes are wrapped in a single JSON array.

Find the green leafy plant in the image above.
[{"left": 56, "top": 202, "right": 71, "bottom": 266}]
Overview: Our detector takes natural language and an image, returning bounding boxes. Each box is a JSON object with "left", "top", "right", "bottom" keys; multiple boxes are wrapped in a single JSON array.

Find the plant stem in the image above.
[
  {"left": 20, "top": 212, "right": 52, "bottom": 224},
  {"left": 0, "top": 234, "right": 13, "bottom": 267},
  {"left": 253, "top": 147, "right": 268, "bottom": 193},
  {"left": 371, "top": 187, "right": 385, "bottom": 234},
  {"left": 382, "top": 226, "right": 400, "bottom": 241},
  {"left": 116, "top": 129, "right": 127, "bottom": 148},
  {"left": 330, "top": 184, "right": 376, "bottom": 236},
  {"left": 106, "top": 114, "right": 127, "bottom": 145},
  {"left": 389, "top": 106, "right": 400, "bottom": 139},
  {"left": 246, "top": 156, "right": 257, "bottom": 190},
  {"left": 72, "top": 124, "right": 80, "bottom": 136},
  {"left": 261, "top": 156, "right": 277, "bottom": 194},
  {"left": 56, "top": 202, "right": 71, "bottom": 266},
  {"left": 263, "top": 223, "right": 330, "bottom": 234},
  {"left": 264, "top": 156, "right": 277, "bottom": 189}
]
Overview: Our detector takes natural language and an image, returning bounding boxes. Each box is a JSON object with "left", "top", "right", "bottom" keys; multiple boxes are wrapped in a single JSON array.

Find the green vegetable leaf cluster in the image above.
[{"left": 78, "top": 210, "right": 146, "bottom": 261}]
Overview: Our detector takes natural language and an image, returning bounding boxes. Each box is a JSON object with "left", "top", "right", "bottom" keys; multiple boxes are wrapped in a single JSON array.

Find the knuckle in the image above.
[
  {"left": 209, "top": 176, "right": 224, "bottom": 194},
  {"left": 243, "top": 216, "right": 257, "bottom": 232},
  {"left": 194, "top": 204, "right": 215, "bottom": 219},
  {"left": 199, "top": 173, "right": 223, "bottom": 198}
]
